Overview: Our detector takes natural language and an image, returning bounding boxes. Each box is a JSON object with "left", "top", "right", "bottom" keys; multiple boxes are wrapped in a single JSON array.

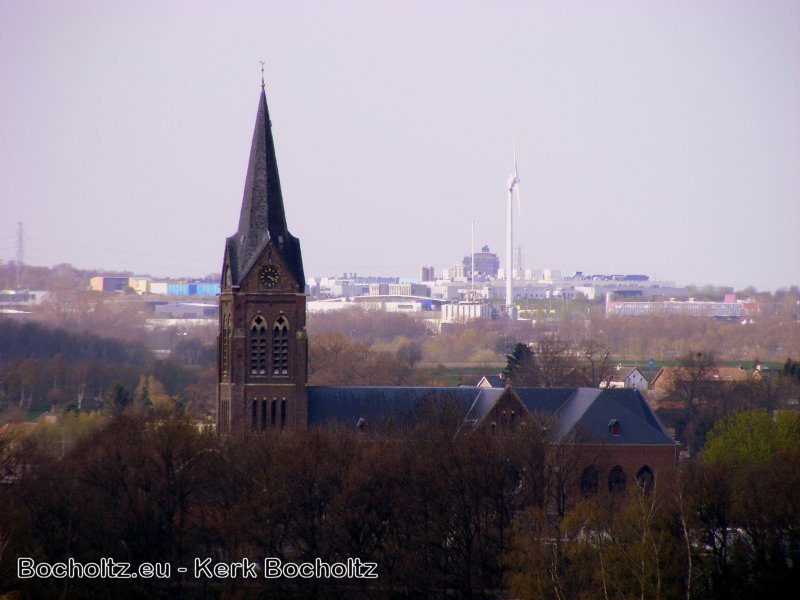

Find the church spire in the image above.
[
  {"left": 225, "top": 82, "right": 304, "bottom": 289},
  {"left": 236, "top": 86, "right": 288, "bottom": 243}
]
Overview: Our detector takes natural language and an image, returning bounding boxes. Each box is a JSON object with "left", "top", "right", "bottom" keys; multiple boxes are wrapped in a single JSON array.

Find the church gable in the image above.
[
  {"left": 475, "top": 387, "right": 531, "bottom": 433},
  {"left": 237, "top": 241, "right": 303, "bottom": 295}
]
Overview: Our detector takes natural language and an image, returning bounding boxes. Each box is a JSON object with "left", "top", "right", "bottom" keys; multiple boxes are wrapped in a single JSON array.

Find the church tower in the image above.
[{"left": 217, "top": 84, "right": 307, "bottom": 435}]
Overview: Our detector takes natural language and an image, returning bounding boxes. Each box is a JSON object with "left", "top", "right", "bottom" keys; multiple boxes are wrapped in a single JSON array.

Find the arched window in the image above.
[
  {"left": 580, "top": 465, "right": 599, "bottom": 497},
  {"left": 270, "top": 400, "right": 276, "bottom": 427},
  {"left": 251, "top": 400, "right": 257, "bottom": 431},
  {"left": 273, "top": 316, "right": 290, "bottom": 375},
  {"left": 261, "top": 400, "right": 267, "bottom": 432},
  {"left": 609, "top": 465, "right": 626, "bottom": 493},
  {"left": 636, "top": 465, "right": 655, "bottom": 493},
  {"left": 250, "top": 315, "right": 268, "bottom": 375},
  {"left": 280, "top": 400, "right": 286, "bottom": 429}
]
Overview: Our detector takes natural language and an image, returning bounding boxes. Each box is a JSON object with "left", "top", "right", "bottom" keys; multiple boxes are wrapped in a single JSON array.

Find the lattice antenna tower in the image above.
[
  {"left": 15, "top": 222, "right": 24, "bottom": 289},
  {"left": 16, "top": 222, "right": 24, "bottom": 267}
]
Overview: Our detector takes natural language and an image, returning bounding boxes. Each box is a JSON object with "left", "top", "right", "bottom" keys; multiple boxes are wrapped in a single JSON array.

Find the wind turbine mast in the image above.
[
  {"left": 505, "top": 138, "right": 521, "bottom": 317},
  {"left": 471, "top": 221, "right": 475, "bottom": 296}
]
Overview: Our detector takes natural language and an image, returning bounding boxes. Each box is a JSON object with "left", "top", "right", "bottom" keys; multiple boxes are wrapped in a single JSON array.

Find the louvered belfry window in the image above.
[
  {"left": 250, "top": 315, "right": 268, "bottom": 375},
  {"left": 273, "top": 316, "right": 290, "bottom": 375},
  {"left": 222, "top": 314, "right": 231, "bottom": 376}
]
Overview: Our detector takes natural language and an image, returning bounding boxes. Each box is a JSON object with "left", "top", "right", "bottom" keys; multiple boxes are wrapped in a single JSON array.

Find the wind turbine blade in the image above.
[
  {"left": 512, "top": 135, "right": 521, "bottom": 215},
  {"left": 513, "top": 135, "right": 519, "bottom": 179}
]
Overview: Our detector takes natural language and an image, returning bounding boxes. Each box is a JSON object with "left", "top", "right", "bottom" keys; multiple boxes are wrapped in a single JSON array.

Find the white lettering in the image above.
[
  {"left": 194, "top": 557, "right": 213, "bottom": 578},
  {"left": 264, "top": 558, "right": 282, "bottom": 578},
  {"left": 18, "top": 558, "right": 35, "bottom": 579}
]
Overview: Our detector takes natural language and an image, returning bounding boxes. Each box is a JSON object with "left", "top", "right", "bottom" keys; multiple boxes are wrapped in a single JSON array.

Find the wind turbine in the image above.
[{"left": 505, "top": 137, "right": 521, "bottom": 317}]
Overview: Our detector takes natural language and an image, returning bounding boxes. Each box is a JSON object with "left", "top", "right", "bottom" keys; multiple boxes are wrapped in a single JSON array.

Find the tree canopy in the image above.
[{"left": 703, "top": 409, "right": 800, "bottom": 468}]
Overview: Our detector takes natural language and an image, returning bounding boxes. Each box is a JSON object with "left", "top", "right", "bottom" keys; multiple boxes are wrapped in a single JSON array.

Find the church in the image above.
[{"left": 217, "top": 83, "right": 677, "bottom": 493}]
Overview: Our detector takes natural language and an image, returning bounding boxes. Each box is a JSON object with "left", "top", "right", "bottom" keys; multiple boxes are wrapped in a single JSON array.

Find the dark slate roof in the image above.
[
  {"left": 556, "top": 388, "right": 675, "bottom": 445},
  {"left": 308, "top": 385, "right": 675, "bottom": 446},
  {"left": 551, "top": 388, "right": 603, "bottom": 441},
  {"left": 307, "top": 386, "right": 480, "bottom": 428},
  {"left": 461, "top": 388, "right": 505, "bottom": 428},
  {"left": 516, "top": 387, "right": 576, "bottom": 414},
  {"left": 225, "top": 88, "right": 304, "bottom": 289}
]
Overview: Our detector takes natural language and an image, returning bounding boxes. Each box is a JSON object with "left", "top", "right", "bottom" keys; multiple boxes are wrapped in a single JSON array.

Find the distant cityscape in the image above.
[{"left": 1, "top": 241, "right": 761, "bottom": 327}]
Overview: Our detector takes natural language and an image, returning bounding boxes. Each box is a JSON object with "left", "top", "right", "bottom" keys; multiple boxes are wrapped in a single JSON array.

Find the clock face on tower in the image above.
[{"left": 258, "top": 264, "right": 281, "bottom": 288}]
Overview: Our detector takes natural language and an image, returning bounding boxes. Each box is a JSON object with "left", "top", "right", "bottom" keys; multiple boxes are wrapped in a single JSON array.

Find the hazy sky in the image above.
[{"left": 1, "top": 0, "right": 798, "bottom": 291}]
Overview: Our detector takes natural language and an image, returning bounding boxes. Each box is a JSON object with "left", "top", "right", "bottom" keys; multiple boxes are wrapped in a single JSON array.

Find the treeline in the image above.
[
  {"left": 308, "top": 298, "right": 800, "bottom": 370},
  {"left": 0, "top": 261, "right": 220, "bottom": 291},
  {"left": 653, "top": 354, "right": 800, "bottom": 454},
  {"left": 0, "top": 262, "right": 101, "bottom": 291},
  {"left": 2, "top": 410, "right": 799, "bottom": 598},
  {"left": 0, "top": 319, "right": 215, "bottom": 417},
  {"left": 0, "top": 320, "right": 151, "bottom": 364},
  {"left": 584, "top": 313, "right": 800, "bottom": 362}
]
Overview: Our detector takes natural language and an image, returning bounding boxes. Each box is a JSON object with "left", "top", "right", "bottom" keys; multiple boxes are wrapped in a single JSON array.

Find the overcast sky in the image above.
[{"left": 1, "top": 0, "right": 798, "bottom": 291}]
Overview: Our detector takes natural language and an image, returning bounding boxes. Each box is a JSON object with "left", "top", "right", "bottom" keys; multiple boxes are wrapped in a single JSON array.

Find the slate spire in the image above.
[
  {"left": 237, "top": 87, "right": 287, "bottom": 256},
  {"left": 225, "top": 86, "right": 304, "bottom": 289}
]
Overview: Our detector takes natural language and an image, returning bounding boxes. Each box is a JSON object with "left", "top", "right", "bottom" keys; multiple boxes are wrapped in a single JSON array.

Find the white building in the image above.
[
  {"left": 441, "top": 302, "right": 492, "bottom": 323},
  {"left": 543, "top": 269, "right": 561, "bottom": 282},
  {"left": 603, "top": 366, "right": 649, "bottom": 392},
  {"left": 524, "top": 269, "right": 544, "bottom": 281}
]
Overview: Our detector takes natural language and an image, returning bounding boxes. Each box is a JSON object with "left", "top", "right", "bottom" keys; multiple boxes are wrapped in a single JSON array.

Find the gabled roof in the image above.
[
  {"left": 225, "top": 88, "right": 304, "bottom": 289},
  {"left": 713, "top": 367, "right": 754, "bottom": 381},
  {"left": 461, "top": 387, "right": 505, "bottom": 427},
  {"left": 516, "top": 387, "right": 576, "bottom": 414},
  {"left": 477, "top": 375, "right": 504, "bottom": 388},
  {"left": 307, "top": 386, "right": 480, "bottom": 428},
  {"left": 609, "top": 366, "right": 642, "bottom": 383},
  {"left": 307, "top": 385, "right": 675, "bottom": 446},
  {"left": 548, "top": 388, "right": 604, "bottom": 441},
  {"left": 558, "top": 388, "right": 674, "bottom": 445},
  {"left": 650, "top": 365, "right": 754, "bottom": 390}
]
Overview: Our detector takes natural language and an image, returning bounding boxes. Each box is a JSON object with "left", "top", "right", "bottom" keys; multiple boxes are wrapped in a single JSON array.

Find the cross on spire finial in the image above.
[{"left": 260, "top": 61, "right": 265, "bottom": 89}]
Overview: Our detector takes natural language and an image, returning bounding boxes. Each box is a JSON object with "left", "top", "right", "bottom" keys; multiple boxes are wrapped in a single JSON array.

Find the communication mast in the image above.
[
  {"left": 16, "top": 222, "right": 24, "bottom": 267},
  {"left": 15, "top": 222, "right": 24, "bottom": 288},
  {"left": 505, "top": 139, "right": 521, "bottom": 317}
]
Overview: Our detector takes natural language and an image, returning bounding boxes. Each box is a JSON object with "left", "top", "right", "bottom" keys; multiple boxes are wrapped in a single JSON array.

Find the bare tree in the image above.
[
  {"left": 534, "top": 335, "right": 574, "bottom": 387},
  {"left": 580, "top": 340, "right": 614, "bottom": 387},
  {"left": 675, "top": 350, "right": 718, "bottom": 411}
]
